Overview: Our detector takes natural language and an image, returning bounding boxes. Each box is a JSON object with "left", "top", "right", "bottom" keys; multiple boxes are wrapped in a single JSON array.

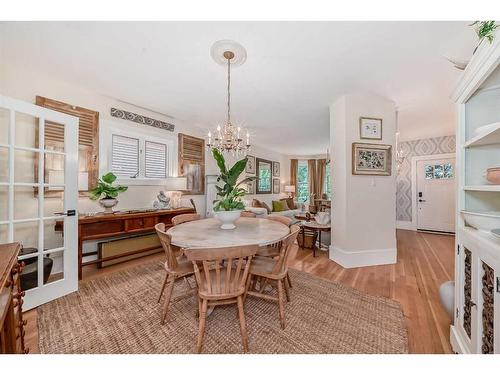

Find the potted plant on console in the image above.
[
  {"left": 212, "top": 149, "right": 255, "bottom": 229},
  {"left": 89, "top": 172, "right": 128, "bottom": 213}
]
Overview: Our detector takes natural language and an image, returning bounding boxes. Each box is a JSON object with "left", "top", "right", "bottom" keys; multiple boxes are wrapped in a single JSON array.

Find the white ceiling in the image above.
[{"left": 0, "top": 22, "right": 476, "bottom": 155}]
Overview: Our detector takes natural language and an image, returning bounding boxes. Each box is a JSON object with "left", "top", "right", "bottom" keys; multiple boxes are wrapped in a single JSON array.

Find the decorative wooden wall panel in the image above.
[
  {"left": 463, "top": 248, "right": 472, "bottom": 339},
  {"left": 36, "top": 96, "right": 99, "bottom": 195},
  {"left": 178, "top": 134, "right": 205, "bottom": 195},
  {"left": 482, "top": 261, "right": 494, "bottom": 354}
]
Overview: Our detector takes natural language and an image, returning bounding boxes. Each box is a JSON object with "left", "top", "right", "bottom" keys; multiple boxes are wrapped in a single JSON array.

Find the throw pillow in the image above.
[
  {"left": 272, "top": 200, "right": 288, "bottom": 212},
  {"left": 281, "top": 197, "right": 295, "bottom": 210},
  {"left": 261, "top": 201, "right": 272, "bottom": 214},
  {"left": 252, "top": 199, "right": 263, "bottom": 208}
]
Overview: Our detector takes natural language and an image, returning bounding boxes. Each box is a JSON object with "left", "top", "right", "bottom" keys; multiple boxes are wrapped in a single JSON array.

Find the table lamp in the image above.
[
  {"left": 166, "top": 177, "right": 187, "bottom": 208},
  {"left": 284, "top": 185, "right": 295, "bottom": 198}
]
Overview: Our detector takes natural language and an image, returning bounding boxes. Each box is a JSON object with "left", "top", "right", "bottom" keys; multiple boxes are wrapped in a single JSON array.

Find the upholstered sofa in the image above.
[{"left": 243, "top": 198, "right": 302, "bottom": 218}]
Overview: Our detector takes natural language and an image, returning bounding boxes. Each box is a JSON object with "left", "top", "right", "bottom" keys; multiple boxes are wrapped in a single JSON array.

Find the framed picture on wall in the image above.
[
  {"left": 272, "top": 161, "right": 280, "bottom": 177},
  {"left": 352, "top": 143, "right": 392, "bottom": 176},
  {"left": 359, "top": 117, "right": 382, "bottom": 140},
  {"left": 246, "top": 179, "right": 255, "bottom": 195},
  {"left": 246, "top": 155, "right": 256, "bottom": 174},
  {"left": 272, "top": 178, "right": 280, "bottom": 194}
]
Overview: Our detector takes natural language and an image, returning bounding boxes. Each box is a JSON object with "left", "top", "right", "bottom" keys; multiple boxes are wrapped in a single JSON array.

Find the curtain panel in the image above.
[
  {"left": 308, "top": 159, "right": 317, "bottom": 202},
  {"left": 290, "top": 159, "right": 298, "bottom": 197},
  {"left": 316, "top": 158, "right": 327, "bottom": 198}
]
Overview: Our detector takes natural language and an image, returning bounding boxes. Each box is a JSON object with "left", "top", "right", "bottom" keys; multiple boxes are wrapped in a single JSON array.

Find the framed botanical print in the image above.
[
  {"left": 352, "top": 143, "right": 392, "bottom": 176},
  {"left": 272, "top": 161, "right": 280, "bottom": 177},
  {"left": 246, "top": 179, "right": 255, "bottom": 195},
  {"left": 272, "top": 178, "right": 280, "bottom": 194},
  {"left": 359, "top": 117, "right": 382, "bottom": 140},
  {"left": 246, "top": 155, "right": 256, "bottom": 174}
]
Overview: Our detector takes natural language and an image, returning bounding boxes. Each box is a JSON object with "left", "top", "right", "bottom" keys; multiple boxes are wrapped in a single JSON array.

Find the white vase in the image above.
[
  {"left": 315, "top": 212, "right": 331, "bottom": 225},
  {"left": 99, "top": 198, "right": 118, "bottom": 213},
  {"left": 213, "top": 210, "right": 242, "bottom": 230}
]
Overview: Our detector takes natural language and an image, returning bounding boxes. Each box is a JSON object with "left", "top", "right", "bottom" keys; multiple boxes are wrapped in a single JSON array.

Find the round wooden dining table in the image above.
[{"left": 166, "top": 217, "right": 290, "bottom": 248}]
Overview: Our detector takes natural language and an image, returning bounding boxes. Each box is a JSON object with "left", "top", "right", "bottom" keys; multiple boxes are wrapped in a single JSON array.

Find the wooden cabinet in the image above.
[
  {"left": 0, "top": 242, "right": 28, "bottom": 354},
  {"left": 58, "top": 207, "right": 197, "bottom": 279}
]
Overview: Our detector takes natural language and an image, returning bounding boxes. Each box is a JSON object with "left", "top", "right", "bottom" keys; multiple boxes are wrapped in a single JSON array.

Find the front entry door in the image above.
[
  {"left": 416, "top": 156, "right": 456, "bottom": 233},
  {"left": 0, "top": 95, "right": 79, "bottom": 310}
]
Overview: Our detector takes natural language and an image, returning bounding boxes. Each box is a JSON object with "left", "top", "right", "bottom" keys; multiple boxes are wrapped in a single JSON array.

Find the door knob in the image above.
[{"left": 418, "top": 199, "right": 426, "bottom": 202}]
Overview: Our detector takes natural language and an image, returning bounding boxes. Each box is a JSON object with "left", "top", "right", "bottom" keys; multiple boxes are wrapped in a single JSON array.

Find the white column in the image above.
[{"left": 329, "top": 93, "right": 397, "bottom": 268}]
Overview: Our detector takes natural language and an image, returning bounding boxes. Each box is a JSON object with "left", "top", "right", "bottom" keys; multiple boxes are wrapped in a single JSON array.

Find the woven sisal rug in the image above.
[{"left": 38, "top": 262, "right": 408, "bottom": 354}]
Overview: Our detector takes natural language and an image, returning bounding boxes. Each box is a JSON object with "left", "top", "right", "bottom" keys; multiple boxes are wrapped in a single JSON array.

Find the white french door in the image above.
[
  {"left": 416, "top": 155, "right": 456, "bottom": 233},
  {"left": 0, "top": 95, "right": 79, "bottom": 310}
]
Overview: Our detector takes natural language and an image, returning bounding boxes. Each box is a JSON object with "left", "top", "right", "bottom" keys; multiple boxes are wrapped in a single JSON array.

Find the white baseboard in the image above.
[
  {"left": 396, "top": 220, "right": 415, "bottom": 231},
  {"left": 450, "top": 325, "right": 470, "bottom": 354},
  {"left": 329, "top": 245, "right": 397, "bottom": 268}
]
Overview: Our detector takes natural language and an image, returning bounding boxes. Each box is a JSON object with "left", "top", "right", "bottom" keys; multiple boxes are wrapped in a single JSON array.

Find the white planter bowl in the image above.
[
  {"left": 99, "top": 198, "right": 118, "bottom": 213},
  {"left": 213, "top": 210, "right": 242, "bottom": 230},
  {"left": 460, "top": 210, "right": 500, "bottom": 231}
]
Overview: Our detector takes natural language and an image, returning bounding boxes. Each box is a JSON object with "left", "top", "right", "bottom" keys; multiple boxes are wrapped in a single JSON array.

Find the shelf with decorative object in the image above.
[
  {"left": 463, "top": 185, "right": 500, "bottom": 192},
  {"left": 464, "top": 122, "right": 500, "bottom": 148}
]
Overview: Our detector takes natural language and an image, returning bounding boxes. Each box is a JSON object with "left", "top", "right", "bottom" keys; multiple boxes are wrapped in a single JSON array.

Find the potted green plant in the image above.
[
  {"left": 211, "top": 149, "right": 255, "bottom": 229},
  {"left": 89, "top": 172, "right": 128, "bottom": 213},
  {"left": 470, "top": 21, "right": 498, "bottom": 53}
]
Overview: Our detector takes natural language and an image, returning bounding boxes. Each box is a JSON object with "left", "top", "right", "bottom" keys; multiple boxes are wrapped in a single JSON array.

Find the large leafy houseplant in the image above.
[
  {"left": 470, "top": 21, "right": 498, "bottom": 44},
  {"left": 212, "top": 149, "right": 255, "bottom": 211},
  {"left": 89, "top": 172, "right": 128, "bottom": 201}
]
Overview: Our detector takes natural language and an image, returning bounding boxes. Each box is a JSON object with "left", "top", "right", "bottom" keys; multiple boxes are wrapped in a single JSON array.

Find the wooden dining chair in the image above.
[
  {"left": 155, "top": 223, "right": 197, "bottom": 324},
  {"left": 256, "top": 214, "right": 292, "bottom": 259},
  {"left": 172, "top": 213, "right": 201, "bottom": 226},
  {"left": 267, "top": 214, "right": 293, "bottom": 226},
  {"left": 240, "top": 211, "right": 257, "bottom": 218},
  {"left": 245, "top": 224, "right": 300, "bottom": 329},
  {"left": 184, "top": 244, "right": 259, "bottom": 353}
]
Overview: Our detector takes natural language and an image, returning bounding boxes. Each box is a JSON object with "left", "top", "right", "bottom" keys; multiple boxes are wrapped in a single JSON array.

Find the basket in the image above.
[{"left": 297, "top": 227, "right": 317, "bottom": 249}]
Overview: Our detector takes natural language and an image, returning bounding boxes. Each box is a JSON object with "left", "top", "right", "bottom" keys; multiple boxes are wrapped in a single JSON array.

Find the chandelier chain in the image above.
[
  {"left": 227, "top": 57, "right": 231, "bottom": 123},
  {"left": 207, "top": 46, "right": 250, "bottom": 155}
]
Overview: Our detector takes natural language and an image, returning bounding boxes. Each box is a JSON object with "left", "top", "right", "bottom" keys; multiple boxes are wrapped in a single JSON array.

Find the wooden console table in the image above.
[
  {"left": 55, "top": 207, "right": 196, "bottom": 280},
  {"left": 0, "top": 242, "right": 28, "bottom": 354}
]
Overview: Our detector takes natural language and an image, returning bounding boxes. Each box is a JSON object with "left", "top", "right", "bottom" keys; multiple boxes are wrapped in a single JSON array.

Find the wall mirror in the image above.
[{"left": 256, "top": 157, "right": 272, "bottom": 194}]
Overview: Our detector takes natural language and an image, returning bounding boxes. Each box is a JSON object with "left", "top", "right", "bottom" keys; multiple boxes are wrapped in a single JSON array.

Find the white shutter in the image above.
[
  {"left": 145, "top": 141, "right": 167, "bottom": 179},
  {"left": 111, "top": 134, "right": 139, "bottom": 177}
]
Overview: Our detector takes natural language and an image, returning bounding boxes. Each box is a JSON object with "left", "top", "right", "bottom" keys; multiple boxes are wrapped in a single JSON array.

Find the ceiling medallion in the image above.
[{"left": 206, "top": 40, "right": 250, "bottom": 155}]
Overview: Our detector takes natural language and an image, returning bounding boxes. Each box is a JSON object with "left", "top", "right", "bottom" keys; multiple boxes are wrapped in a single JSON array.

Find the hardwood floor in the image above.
[{"left": 23, "top": 229, "right": 454, "bottom": 354}]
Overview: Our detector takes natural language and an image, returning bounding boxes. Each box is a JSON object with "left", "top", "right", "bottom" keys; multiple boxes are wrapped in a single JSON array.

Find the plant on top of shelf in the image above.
[
  {"left": 470, "top": 21, "right": 498, "bottom": 47},
  {"left": 89, "top": 172, "right": 128, "bottom": 213},
  {"left": 211, "top": 149, "right": 255, "bottom": 229}
]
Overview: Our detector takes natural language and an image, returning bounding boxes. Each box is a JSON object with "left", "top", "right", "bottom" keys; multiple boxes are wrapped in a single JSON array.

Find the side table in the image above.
[{"left": 301, "top": 221, "right": 331, "bottom": 257}]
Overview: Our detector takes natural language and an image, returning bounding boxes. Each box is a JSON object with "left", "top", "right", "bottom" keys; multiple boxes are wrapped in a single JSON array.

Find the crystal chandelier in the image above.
[
  {"left": 395, "top": 110, "right": 406, "bottom": 175},
  {"left": 207, "top": 46, "right": 250, "bottom": 155}
]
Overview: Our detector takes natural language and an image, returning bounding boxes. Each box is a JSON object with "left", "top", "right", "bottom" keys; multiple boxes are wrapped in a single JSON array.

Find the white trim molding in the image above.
[
  {"left": 329, "top": 245, "right": 397, "bottom": 268},
  {"left": 450, "top": 325, "right": 471, "bottom": 354},
  {"left": 396, "top": 220, "right": 414, "bottom": 230},
  {"left": 451, "top": 30, "right": 500, "bottom": 103},
  {"left": 410, "top": 153, "right": 456, "bottom": 231}
]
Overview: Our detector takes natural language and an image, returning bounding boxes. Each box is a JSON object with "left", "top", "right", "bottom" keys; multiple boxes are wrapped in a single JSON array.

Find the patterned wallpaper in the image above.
[{"left": 396, "top": 135, "right": 455, "bottom": 222}]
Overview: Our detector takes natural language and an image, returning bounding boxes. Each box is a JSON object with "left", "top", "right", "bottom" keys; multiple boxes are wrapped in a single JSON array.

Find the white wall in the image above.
[{"left": 330, "top": 93, "right": 397, "bottom": 268}]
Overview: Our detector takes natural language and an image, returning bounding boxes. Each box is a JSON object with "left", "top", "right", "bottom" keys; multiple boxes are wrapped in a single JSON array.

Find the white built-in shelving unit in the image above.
[{"left": 451, "top": 32, "right": 500, "bottom": 354}]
